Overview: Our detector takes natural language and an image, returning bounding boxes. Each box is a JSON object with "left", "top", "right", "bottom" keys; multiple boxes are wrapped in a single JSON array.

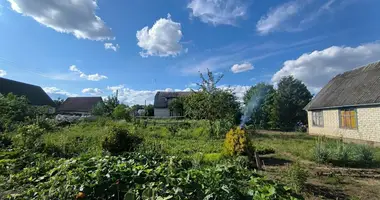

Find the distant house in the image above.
[
  {"left": 305, "top": 61, "right": 380, "bottom": 144},
  {"left": 58, "top": 97, "right": 103, "bottom": 115},
  {"left": 0, "top": 77, "right": 56, "bottom": 110},
  {"left": 154, "top": 91, "right": 191, "bottom": 118}
]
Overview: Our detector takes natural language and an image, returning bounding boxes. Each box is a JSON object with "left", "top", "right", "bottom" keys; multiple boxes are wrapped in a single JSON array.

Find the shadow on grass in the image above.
[
  {"left": 327, "top": 159, "right": 380, "bottom": 169},
  {"left": 261, "top": 157, "right": 292, "bottom": 166},
  {"left": 305, "top": 183, "right": 349, "bottom": 200}
]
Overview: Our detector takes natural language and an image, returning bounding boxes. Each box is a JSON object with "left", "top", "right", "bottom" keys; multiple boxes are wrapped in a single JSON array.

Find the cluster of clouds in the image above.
[
  {"left": 0, "top": 69, "right": 6, "bottom": 77},
  {"left": 69, "top": 65, "right": 108, "bottom": 81},
  {"left": 272, "top": 42, "right": 380, "bottom": 93},
  {"left": 43, "top": 87, "right": 78, "bottom": 97}
]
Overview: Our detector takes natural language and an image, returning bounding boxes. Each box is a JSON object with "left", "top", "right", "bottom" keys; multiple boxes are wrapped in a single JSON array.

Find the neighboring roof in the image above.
[
  {"left": 154, "top": 91, "right": 192, "bottom": 108},
  {"left": 307, "top": 61, "right": 380, "bottom": 110},
  {"left": 58, "top": 97, "right": 103, "bottom": 113},
  {"left": 0, "top": 77, "right": 55, "bottom": 107}
]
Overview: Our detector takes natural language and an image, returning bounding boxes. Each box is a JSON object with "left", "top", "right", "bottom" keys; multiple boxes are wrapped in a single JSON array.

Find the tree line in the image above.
[{"left": 169, "top": 70, "right": 312, "bottom": 131}]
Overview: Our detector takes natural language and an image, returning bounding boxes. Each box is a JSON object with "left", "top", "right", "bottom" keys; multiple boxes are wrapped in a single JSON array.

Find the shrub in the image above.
[
  {"left": 314, "top": 139, "right": 329, "bottom": 164},
  {"left": 202, "top": 153, "right": 223, "bottom": 164},
  {"left": 15, "top": 124, "right": 45, "bottom": 150},
  {"left": 112, "top": 104, "right": 127, "bottom": 120},
  {"left": 223, "top": 128, "right": 252, "bottom": 156},
  {"left": 102, "top": 125, "right": 142, "bottom": 155},
  {"left": 284, "top": 162, "right": 308, "bottom": 193},
  {"left": 354, "top": 145, "right": 374, "bottom": 165},
  {"left": 0, "top": 134, "right": 12, "bottom": 148}
]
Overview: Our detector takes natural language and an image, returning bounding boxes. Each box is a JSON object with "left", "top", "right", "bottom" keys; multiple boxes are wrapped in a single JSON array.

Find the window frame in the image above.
[
  {"left": 338, "top": 108, "right": 358, "bottom": 130},
  {"left": 312, "top": 111, "right": 324, "bottom": 127}
]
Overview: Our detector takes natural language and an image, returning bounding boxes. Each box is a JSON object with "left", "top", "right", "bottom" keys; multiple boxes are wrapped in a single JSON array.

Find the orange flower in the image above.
[{"left": 76, "top": 192, "right": 85, "bottom": 199}]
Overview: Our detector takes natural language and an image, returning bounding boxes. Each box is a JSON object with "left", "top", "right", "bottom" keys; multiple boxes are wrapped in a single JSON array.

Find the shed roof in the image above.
[
  {"left": 154, "top": 91, "right": 192, "bottom": 108},
  {"left": 0, "top": 77, "right": 55, "bottom": 107},
  {"left": 307, "top": 61, "right": 380, "bottom": 110},
  {"left": 58, "top": 97, "right": 103, "bottom": 113}
]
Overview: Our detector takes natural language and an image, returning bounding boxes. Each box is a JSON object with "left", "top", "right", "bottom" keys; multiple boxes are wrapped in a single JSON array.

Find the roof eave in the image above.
[{"left": 307, "top": 102, "right": 380, "bottom": 111}]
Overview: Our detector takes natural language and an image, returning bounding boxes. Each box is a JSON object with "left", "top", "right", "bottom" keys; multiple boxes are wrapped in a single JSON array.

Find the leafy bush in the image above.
[
  {"left": 284, "top": 162, "right": 308, "bottom": 193},
  {"left": 14, "top": 124, "right": 45, "bottom": 150},
  {"left": 0, "top": 134, "right": 12, "bottom": 148},
  {"left": 102, "top": 125, "right": 142, "bottom": 155},
  {"left": 3, "top": 154, "right": 301, "bottom": 200},
  {"left": 354, "top": 145, "right": 374, "bottom": 165},
  {"left": 112, "top": 104, "right": 127, "bottom": 119},
  {"left": 223, "top": 128, "right": 252, "bottom": 156},
  {"left": 314, "top": 139, "right": 329, "bottom": 164}
]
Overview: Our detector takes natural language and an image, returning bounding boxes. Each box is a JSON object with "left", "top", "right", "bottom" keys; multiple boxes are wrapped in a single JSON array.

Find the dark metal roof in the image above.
[
  {"left": 307, "top": 61, "right": 380, "bottom": 110},
  {"left": 0, "top": 77, "right": 55, "bottom": 107},
  {"left": 58, "top": 97, "right": 103, "bottom": 113},
  {"left": 154, "top": 91, "right": 192, "bottom": 108}
]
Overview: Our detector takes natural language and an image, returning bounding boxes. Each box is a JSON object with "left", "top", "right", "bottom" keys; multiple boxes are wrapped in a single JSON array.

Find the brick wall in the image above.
[{"left": 308, "top": 106, "right": 380, "bottom": 143}]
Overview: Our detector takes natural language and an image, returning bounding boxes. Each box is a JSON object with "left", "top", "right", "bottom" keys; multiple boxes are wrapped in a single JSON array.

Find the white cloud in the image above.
[
  {"left": 104, "top": 43, "right": 120, "bottom": 52},
  {"left": 82, "top": 88, "right": 103, "bottom": 96},
  {"left": 69, "top": 65, "right": 107, "bottom": 81},
  {"left": 256, "top": 0, "right": 303, "bottom": 35},
  {"left": 272, "top": 42, "right": 380, "bottom": 93},
  {"left": 43, "top": 87, "right": 78, "bottom": 97},
  {"left": 218, "top": 85, "right": 250, "bottom": 102},
  {"left": 136, "top": 14, "right": 183, "bottom": 57},
  {"left": 188, "top": 0, "right": 248, "bottom": 25},
  {"left": 256, "top": 0, "right": 354, "bottom": 35},
  {"left": 7, "top": 0, "right": 113, "bottom": 41},
  {"left": 0, "top": 69, "right": 6, "bottom": 77},
  {"left": 231, "top": 62, "right": 254, "bottom": 73}
]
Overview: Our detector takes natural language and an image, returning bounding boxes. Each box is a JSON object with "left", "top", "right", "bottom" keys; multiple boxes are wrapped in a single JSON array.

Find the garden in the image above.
[{"left": 1, "top": 71, "right": 380, "bottom": 199}]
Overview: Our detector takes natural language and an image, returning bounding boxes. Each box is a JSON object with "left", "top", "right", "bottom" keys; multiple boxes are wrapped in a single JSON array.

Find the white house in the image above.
[{"left": 153, "top": 91, "right": 191, "bottom": 118}]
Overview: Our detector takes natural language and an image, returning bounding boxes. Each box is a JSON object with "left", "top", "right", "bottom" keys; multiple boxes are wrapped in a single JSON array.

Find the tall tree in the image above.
[
  {"left": 274, "top": 76, "right": 312, "bottom": 130},
  {"left": 104, "top": 92, "right": 120, "bottom": 116},
  {"left": 184, "top": 69, "right": 240, "bottom": 133},
  {"left": 243, "top": 83, "right": 275, "bottom": 129}
]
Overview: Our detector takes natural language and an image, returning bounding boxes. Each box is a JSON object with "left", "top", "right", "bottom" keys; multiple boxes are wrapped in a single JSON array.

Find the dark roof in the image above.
[
  {"left": 0, "top": 77, "right": 55, "bottom": 107},
  {"left": 307, "top": 61, "right": 380, "bottom": 110},
  {"left": 154, "top": 91, "right": 192, "bottom": 108},
  {"left": 58, "top": 97, "right": 103, "bottom": 113}
]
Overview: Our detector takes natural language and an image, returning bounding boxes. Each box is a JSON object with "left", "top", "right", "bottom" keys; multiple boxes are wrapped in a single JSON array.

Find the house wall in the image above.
[
  {"left": 307, "top": 106, "right": 380, "bottom": 143},
  {"left": 154, "top": 108, "right": 170, "bottom": 118}
]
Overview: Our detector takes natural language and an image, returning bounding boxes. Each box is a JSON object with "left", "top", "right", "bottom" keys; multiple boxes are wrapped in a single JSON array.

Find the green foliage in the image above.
[
  {"left": 2, "top": 153, "right": 300, "bottom": 200},
  {"left": 223, "top": 128, "right": 252, "bottom": 156},
  {"left": 102, "top": 125, "right": 142, "bottom": 155},
  {"left": 284, "top": 162, "right": 308, "bottom": 193},
  {"left": 53, "top": 97, "right": 65, "bottom": 107},
  {"left": 112, "top": 104, "right": 128, "bottom": 119},
  {"left": 144, "top": 104, "right": 154, "bottom": 116},
  {"left": 314, "top": 139, "right": 329, "bottom": 164},
  {"left": 92, "top": 101, "right": 106, "bottom": 116},
  {"left": 168, "top": 98, "right": 184, "bottom": 116},
  {"left": 0, "top": 134, "right": 12, "bottom": 148},
  {"left": 243, "top": 83, "right": 276, "bottom": 129},
  {"left": 272, "top": 76, "right": 312, "bottom": 131},
  {"left": 313, "top": 138, "right": 375, "bottom": 167},
  {"left": 104, "top": 93, "right": 120, "bottom": 115},
  {"left": 183, "top": 70, "right": 240, "bottom": 132},
  {"left": 0, "top": 94, "right": 32, "bottom": 132},
  {"left": 15, "top": 124, "right": 45, "bottom": 150}
]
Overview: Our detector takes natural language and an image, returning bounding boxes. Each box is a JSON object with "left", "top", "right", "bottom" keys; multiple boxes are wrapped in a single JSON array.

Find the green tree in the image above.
[
  {"left": 112, "top": 104, "right": 128, "bottom": 119},
  {"left": 274, "top": 76, "right": 312, "bottom": 130},
  {"left": 104, "top": 93, "right": 120, "bottom": 115},
  {"left": 92, "top": 102, "right": 106, "bottom": 116},
  {"left": 168, "top": 98, "right": 184, "bottom": 116},
  {"left": 0, "top": 93, "right": 31, "bottom": 132},
  {"left": 53, "top": 97, "right": 65, "bottom": 107},
  {"left": 183, "top": 69, "right": 240, "bottom": 135},
  {"left": 144, "top": 104, "right": 154, "bottom": 116},
  {"left": 243, "top": 83, "right": 275, "bottom": 129}
]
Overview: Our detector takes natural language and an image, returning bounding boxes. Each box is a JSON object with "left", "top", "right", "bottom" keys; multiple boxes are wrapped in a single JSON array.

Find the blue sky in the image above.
[{"left": 0, "top": 0, "right": 380, "bottom": 105}]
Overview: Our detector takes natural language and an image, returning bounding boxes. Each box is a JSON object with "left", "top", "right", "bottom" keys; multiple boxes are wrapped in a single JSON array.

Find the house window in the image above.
[
  {"left": 312, "top": 111, "right": 324, "bottom": 127},
  {"left": 339, "top": 109, "right": 358, "bottom": 129}
]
